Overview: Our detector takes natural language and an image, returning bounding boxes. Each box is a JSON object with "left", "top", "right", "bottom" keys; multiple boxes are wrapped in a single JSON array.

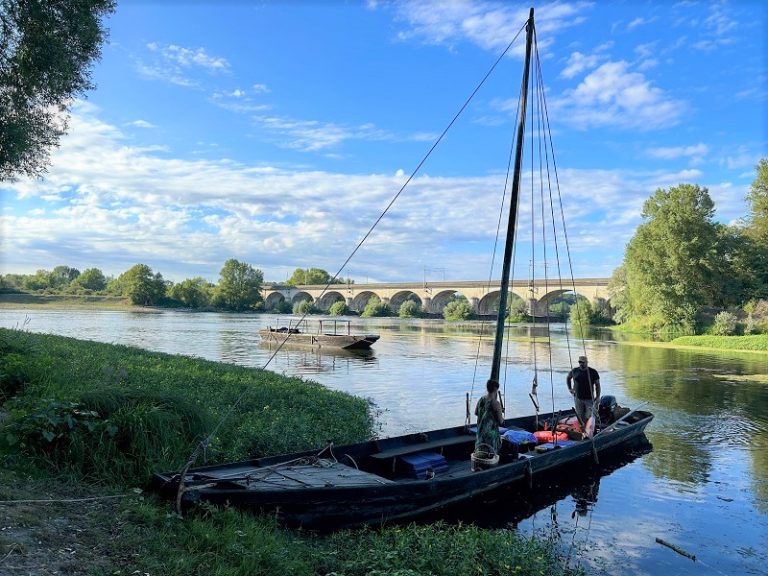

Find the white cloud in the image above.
[
  {"left": 627, "top": 16, "right": 656, "bottom": 31},
  {"left": 561, "top": 51, "right": 603, "bottom": 78},
  {"left": 147, "top": 43, "right": 230, "bottom": 71},
  {"left": 127, "top": 120, "right": 156, "bottom": 129},
  {"left": 137, "top": 43, "right": 230, "bottom": 87},
  {"left": 0, "top": 102, "right": 669, "bottom": 282},
  {"left": 389, "top": 1, "right": 592, "bottom": 56},
  {"left": 691, "top": 2, "right": 738, "bottom": 51},
  {"left": 646, "top": 143, "right": 709, "bottom": 163},
  {"left": 553, "top": 61, "right": 686, "bottom": 130},
  {"left": 252, "top": 83, "right": 271, "bottom": 94}
]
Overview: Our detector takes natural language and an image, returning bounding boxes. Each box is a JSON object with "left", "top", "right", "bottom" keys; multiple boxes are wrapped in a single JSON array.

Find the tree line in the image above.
[{"left": 0, "top": 262, "right": 351, "bottom": 312}]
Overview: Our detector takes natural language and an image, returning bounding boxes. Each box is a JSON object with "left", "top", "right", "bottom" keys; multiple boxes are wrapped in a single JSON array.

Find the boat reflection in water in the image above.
[
  {"left": 258, "top": 341, "right": 377, "bottom": 375},
  {"left": 419, "top": 436, "right": 652, "bottom": 529}
]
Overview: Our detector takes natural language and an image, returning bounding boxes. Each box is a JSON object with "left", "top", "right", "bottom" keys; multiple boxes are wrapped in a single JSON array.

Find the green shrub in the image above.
[
  {"left": 292, "top": 300, "right": 316, "bottom": 314},
  {"left": 329, "top": 300, "right": 348, "bottom": 316},
  {"left": 398, "top": 299, "right": 421, "bottom": 318},
  {"left": 443, "top": 299, "right": 472, "bottom": 321},
  {"left": 710, "top": 311, "right": 739, "bottom": 336},
  {"left": 362, "top": 296, "right": 391, "bottom": 317}
]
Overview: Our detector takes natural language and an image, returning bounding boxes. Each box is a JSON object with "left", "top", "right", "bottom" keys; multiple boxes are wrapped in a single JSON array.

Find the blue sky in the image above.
[{"left": 1, "top": 0, "right": 766, "bottom": 285}]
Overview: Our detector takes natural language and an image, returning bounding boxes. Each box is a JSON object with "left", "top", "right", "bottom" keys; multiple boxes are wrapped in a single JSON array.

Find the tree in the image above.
[
  {"left": 398, "top": 299, "right": 421, "bottom": 318},
  {"left": 50, "top": 265, "right": 79, "bottom": 288},
  {"left": 622, "top": 184, "right": 724, "bottom": 331},
  {"left": 1, "top": 0, "right": 116, "bottom": 180},
  {"left": 361, "top": 295, "right": 391, "bottom": 318},
  {"left": 285, "top": 268, "right": 346, "bottom": 286},
  {"left": 747, "top": 158, "right": 768, "bottom": 241},
  {"left": 169, "top": 277, "right": 211, "bottom": 309},
  {"left": 118, "top": 264, "right": 166, "bottom": 306},
  {"left": 214, "top": 259, "right": 263, "bottom": 311},
  {"left": 73, "top": 267, "right": 106, "bottom": 291},
  {"left": 443, "top": 298, "right": 472, "bottom": 321},
  {"left": 328, "top": 300, "right": 348, "bottom": 316}
]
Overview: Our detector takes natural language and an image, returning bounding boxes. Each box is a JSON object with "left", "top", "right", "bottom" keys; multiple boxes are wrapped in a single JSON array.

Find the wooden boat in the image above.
[
  {"left": 258, "top": 319, "right": 380, "bottom": 350},
  {"left": 152, "top": 8, "right": 653, "bottom": 529},
  {"left": 152, "top": 405, "right": 652, "bottom": 529}
]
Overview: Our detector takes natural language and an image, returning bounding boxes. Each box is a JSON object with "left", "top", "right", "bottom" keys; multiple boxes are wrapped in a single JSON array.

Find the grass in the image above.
[
  {"left": 670, "top": 334, "right": 768, "bottom": 352},
  {"left": 0, "top": 293, "right": 133, "bottom": 309},
  {"left": 0, "top": 328, "right": 579, "bottom": 575}
]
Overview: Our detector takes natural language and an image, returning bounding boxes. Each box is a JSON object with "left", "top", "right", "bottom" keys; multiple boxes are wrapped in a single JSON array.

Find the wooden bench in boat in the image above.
[{"left": 370, "top": 434, "right": 476, "bottom": 461}]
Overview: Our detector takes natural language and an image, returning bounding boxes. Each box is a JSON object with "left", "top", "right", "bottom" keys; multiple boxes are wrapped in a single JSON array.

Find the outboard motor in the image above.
[{"left": 598, "top": 395, "right": 617, "bottom": 424}]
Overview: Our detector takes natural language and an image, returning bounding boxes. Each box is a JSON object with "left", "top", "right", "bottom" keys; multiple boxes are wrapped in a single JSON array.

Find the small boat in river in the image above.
[
  {"left": 152, "top": 8, "right": 653, "bottom": 529},
  {"left": 259, "top": 319, "right": 380, "bottom": 350}
]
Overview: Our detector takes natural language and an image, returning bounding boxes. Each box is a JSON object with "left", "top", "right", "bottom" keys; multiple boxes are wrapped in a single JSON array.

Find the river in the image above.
[{"left": 1, "top": 308, "right": 766, "bottom": 576}]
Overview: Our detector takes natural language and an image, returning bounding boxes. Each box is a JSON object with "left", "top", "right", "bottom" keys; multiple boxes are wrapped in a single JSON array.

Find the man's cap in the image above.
[{"left": 578, "top": 355, "right": 588, "bottom": 362}]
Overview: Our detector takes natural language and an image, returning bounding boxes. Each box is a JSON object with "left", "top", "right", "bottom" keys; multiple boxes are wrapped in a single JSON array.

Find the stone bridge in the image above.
[{"left": 262, "top": 278, "right": 610, "bottom": 316}]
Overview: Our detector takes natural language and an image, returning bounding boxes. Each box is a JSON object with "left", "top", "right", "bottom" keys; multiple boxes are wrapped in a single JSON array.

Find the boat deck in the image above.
[{"left": 189, "top": 462, "right": 394, "bottom": 490}]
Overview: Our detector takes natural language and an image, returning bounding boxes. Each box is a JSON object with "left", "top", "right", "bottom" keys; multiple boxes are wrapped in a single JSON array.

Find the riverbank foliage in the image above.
[
  {"left": 0, "top": 328, "right": 372, "bottom": 485},
  {"left": 610, "top": 160, "right": 768, "bottom": 335},
  {"left": 0, "top": 330, "right": 577, "bottom": 575}
]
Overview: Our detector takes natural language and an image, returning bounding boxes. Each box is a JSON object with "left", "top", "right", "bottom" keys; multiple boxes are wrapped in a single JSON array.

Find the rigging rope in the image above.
[{"left": 178, "top": 19, "right": 529, "bottom": 480}]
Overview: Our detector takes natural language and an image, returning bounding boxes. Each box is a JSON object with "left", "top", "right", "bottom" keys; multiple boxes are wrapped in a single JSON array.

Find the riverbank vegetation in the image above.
[
  {"left": 0, "top": 329, "right": 577, "bottom": 575},
  {"left": 609, "top": 159, "right": 768, "bottom": 338}
]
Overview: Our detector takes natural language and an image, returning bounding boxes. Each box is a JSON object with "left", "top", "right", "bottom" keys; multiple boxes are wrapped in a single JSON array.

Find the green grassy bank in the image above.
[
  {"left": 670, "top": 334, "right": 768, "bottom": 352},
  {"left": 0, "top": 329, "right": 577, "bottom": 575},
  {"left": 0, "top": 292, "right": 133, "bottom": 309}
]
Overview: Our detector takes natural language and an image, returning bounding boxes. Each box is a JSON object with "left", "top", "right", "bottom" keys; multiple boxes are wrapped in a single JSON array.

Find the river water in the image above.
[{"left": 1, "top": 308, "right": 766, "bottom": 575}]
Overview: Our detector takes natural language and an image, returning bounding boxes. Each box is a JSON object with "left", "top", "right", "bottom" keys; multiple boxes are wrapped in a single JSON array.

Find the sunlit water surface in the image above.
[{"left": 2, "top": 309, "right": 766, "bottom": 575}]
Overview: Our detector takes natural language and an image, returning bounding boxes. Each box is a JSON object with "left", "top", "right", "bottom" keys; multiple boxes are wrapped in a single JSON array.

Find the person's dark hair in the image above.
[{"left": 486, "top": 379, "right": 500, "bottom": 392}]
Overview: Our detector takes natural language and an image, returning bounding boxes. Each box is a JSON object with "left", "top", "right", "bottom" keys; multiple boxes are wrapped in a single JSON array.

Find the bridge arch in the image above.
[
  {"left": 291, "top": 291, "right": 314, "bottom": 306},
  {"left": 390, "top": 290, "right": 422, "bottom": 312},
  {"left": 350, "top": 290, "right": 379, "bottom": 313},
  {"left": 316, "top": 290, "right": 345, "bottom": 311},
  {"left": 428, "top": 290, "right": 472, "bottom": 315},
  {"left": 264, "top": 292, "right": 286, "bottom": 310},
  {"left": 476, "top": 290, "right": 526, "bottom": 315}
]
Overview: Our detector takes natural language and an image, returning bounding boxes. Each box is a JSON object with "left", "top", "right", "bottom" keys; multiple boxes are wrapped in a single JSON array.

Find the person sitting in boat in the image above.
[
  {"left": 566, "top": 355, "right": 601, "bottom": 428},
  {"left": 474, "top": 378, "right": 505, "bottom": 456}
]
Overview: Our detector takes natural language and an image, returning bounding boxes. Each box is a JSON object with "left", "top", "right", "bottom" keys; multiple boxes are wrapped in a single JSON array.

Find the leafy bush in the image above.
[
  {"left": 292, "top": 299, "right": 316, "bottom": 314},
  {"left": 398, "top": 299, "right": 421, "bottom": 318},
  {"left": 329, "top": 300, "right": 348, "bottom": 316},
  {"left": 361, "top": 296, "right": 391, "bottom": 317},
  {"left": 443, "top": 299, "right": 472, "bottom": 321},
  {"left": 507, "top": 299, "right": 529, "bottom": 322},
  {"left": 0, "top": 352, "right": 29, "bottom": 402},
  {"left": 3, "top": 388, "right": 211, "bottom": 483},
  {"left": 569, "top": 299, "right": 592, "bottom": 338},
  {"left": 710, "top": 311, "right": 739, "bottom": 336}
]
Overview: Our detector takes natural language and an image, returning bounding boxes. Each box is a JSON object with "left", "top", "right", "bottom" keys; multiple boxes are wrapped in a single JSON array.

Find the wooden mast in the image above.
[{"left": 489, "top": 7, "right": 534, "bottom": 388}]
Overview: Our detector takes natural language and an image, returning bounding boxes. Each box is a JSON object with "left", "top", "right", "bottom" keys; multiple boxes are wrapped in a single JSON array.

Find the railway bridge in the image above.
[{"left": 262, "top": 278, "right": 610, "bottom": 316}]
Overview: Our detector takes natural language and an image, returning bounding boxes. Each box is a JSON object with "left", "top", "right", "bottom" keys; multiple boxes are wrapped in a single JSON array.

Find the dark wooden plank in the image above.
[{"left": 369, "top": 434, "right": 476, "bottom": 460}]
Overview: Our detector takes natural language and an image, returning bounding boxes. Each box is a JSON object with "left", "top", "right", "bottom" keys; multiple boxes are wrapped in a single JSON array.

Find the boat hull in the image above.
[
  {"left": 152, "top": 408, "right": 653, "bottom": 530},
  {"left": 258, "top": 329, "right": 380, "bottom": 350}
]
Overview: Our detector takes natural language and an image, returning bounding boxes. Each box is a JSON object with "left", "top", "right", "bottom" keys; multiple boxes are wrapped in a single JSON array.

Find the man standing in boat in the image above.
[{"left": 566, "top": 355, "right": 601, "bottom": 429}]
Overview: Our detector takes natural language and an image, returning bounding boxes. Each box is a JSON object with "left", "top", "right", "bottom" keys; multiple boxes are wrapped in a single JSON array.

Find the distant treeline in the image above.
[{"left": 0, "top": 262, "right": 351, "bottom": 312}]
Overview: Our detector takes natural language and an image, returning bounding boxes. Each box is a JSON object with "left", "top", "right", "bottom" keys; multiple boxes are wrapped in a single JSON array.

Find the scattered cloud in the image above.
[
  {"left": 691, "top": 2, "right": 738, "bottom": 51},
  {"left": 127, "top": 120, "right": 156, "bottom": 129},
  {"left": 1, "top": 103, "right": 685, "bottom": 282},
  {"left": 553, "top": 61, "right": 686, "bottom": 130},
  {"left": 646, "top": 143, "right": 709, "bottom": 164},
  {"left": 627, "top": 16, "right": 656, "bottom": 31},
  {"left": 136, "top": 43, "right": 230, "bottom": 86},
  {"left": 385, "top": 1, "right": 592, "bottom": 56}
]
